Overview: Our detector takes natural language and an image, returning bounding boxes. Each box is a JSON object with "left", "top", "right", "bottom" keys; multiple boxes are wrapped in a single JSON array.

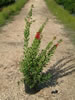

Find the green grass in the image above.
[
  {"left": 45, "top": 0, "right": 75, "bottom": 45},
  {"left": 0, "top": 0, "right": 28, "bottom": 27}
]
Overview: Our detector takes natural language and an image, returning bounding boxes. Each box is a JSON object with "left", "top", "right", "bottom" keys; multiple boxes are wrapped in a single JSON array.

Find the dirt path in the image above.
[{"left": 0, "top": 0, "right": 75, "bottom": 100}]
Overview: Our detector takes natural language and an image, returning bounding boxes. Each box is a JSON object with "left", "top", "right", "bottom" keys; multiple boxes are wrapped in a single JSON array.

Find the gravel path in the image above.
[{"left": 0, "top": 0, "right": 75, "bottom": 100}]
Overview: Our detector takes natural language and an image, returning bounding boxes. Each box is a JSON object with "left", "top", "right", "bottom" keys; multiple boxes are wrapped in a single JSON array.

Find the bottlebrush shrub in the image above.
[{"left": 20, "top": 5, "right": 62, "bottom": 89}]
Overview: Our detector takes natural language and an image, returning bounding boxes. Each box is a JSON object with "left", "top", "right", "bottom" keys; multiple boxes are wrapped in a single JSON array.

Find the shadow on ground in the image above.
[{"left": 40, "top": 55, "right": 75, "bottom": 88}]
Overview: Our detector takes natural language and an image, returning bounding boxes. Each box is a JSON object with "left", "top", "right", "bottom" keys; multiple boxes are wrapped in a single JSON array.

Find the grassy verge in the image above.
[
  {"left": 0, "top": 0, "right": 28, "bottom": 27},
  {"left": 45, "top": 0, "right": 75, "bottom": 45}
]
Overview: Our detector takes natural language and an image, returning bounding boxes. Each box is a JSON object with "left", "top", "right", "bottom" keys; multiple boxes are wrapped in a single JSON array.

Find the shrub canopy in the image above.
[
  {"left": 55, "top": 0, "right": 75, "bottom": 13},
  {"left": 0, "top": 0, "right": 15, "bottom": 7}
]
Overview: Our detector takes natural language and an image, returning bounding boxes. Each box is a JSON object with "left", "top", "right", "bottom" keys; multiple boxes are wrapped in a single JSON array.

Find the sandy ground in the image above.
[{"left": 0, "top": 0, "right": 75, "bottom": 100}]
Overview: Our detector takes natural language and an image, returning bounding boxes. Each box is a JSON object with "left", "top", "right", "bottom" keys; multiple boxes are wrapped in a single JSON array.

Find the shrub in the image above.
[
  {"left": 0, "top": 0, "right": 28, "bottom": 26},
  {"left": 0, "top": 0, "right": 15, "bottom": 7},
  {"left": 55, "top": 0, "right": 75, "bottom": 14},
  {"left": 20, "top": 5, "right": 62, "bottom": 90}
]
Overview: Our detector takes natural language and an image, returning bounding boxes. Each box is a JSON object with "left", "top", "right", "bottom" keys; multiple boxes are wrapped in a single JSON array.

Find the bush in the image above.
[
  {"left": 20, "top": 5, "right": 62, "bottom": 90},
  {"left": 0, "top": 0, "right": 15, "bottom": 7},
  {"left": 55, "top": 0, "right": 75, "bottom": 14},
  {"left": 0, "top": 0, "right": 28, "bottom": 26},
  {"left": 55, "top": 0, "right": 65, "bottom": 5}
]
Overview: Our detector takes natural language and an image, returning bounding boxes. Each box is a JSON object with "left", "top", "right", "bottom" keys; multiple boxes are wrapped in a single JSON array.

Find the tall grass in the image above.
[
  {"left": 45, "top": 0, "right": 75, "bottom": 45},
  {"left": 0, "top": 0, "right": 28, "bottom": 27}
]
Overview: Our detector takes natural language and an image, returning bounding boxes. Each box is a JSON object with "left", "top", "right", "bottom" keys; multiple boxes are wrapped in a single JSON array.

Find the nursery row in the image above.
[
  {"left": 0, "top": 0, "right": 15, "bottom": 7},
  {"left": 55, "top": 0, "right": 75, "bottom": 14},
  {"left": 0, "top": 0, "right": 28, "bottom": 26},
  {"left": 45, "top": 0, "right": 75, "bottom": 45}
]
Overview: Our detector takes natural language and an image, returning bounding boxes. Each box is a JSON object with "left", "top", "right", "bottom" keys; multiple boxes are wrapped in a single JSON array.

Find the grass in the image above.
[
  {"left": 0, "top": 0, "right": 28, "bottom": 27},
  {"left": 45, "top": 0, "right": 75, "bottom": 45}
]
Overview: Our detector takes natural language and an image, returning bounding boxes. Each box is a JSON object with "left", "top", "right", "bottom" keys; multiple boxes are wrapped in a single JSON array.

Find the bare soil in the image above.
[{"left": 0, "top": 0, "right": 75, "bottom": 100}]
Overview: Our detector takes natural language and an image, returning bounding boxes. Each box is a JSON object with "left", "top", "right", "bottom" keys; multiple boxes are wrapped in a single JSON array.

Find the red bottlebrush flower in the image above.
[
  {"left": 35, "top": 32, "right": 40, "bottom": 40},
  {"left": 56, "top": 43, "right": 59, "bottom": 47}
]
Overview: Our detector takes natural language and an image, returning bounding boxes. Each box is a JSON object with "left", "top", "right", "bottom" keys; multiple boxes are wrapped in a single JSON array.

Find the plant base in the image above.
[{"left": 25, "top": 84, "right": 41, "bottom": 94}]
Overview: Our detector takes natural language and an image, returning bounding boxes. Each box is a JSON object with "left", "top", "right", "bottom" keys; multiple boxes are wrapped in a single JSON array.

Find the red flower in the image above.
[
  {"left": 56, "top": 43, "right": 59, "bottom": 47},
  {"left": 35, "top": 32, "right": 40, "bottom": 40}
]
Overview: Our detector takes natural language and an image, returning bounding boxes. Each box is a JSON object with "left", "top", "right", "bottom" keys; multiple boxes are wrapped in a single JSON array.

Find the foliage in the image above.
[
  {"left": 0, "top": 0, "right": 15, "bottom": 7},
  {"left": 55, "top": 0, "right": 75, "bottom": 14},
  {"left": 20, "top": 5, "right": 62, "bottom": 89},
  {"left": 0, "top": 0, "right": 28, "bottom": 27}
]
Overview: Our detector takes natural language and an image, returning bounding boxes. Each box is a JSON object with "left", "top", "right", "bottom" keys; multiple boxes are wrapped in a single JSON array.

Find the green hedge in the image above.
[
  {"left": 0, "top": 0, "right": 15, "bottom": 7},
  {"left": 0, "top": 0, "right": 28, "bottom": 26},
  {"left": 55, "top": 0, "right": 75, "bottom": 14}
]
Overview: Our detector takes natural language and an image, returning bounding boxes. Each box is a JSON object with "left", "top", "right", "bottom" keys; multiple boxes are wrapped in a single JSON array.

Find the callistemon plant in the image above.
[{"left": 20, "top": 5, "right": 62, "bottom": 89}]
